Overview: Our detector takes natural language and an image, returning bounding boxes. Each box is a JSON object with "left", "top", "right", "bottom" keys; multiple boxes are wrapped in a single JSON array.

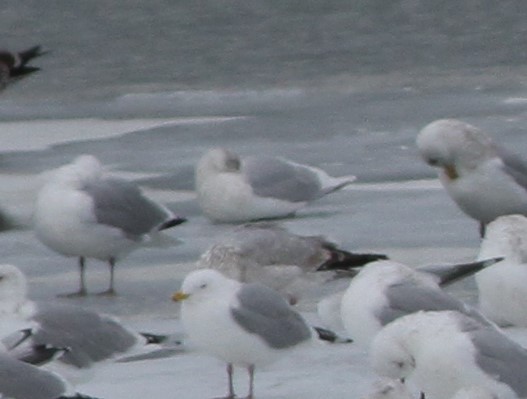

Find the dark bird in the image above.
[{"left": 0, "top": 45, "right": 47, "bottom": 91}]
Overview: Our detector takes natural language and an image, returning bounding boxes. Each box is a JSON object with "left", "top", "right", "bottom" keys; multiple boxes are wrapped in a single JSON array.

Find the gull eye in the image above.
[
  {"left": 199, "top": 283, "right": 207, "bottom": 289},
  {"left": 427, "top": 157, "right": 439, "bottom": 166}
]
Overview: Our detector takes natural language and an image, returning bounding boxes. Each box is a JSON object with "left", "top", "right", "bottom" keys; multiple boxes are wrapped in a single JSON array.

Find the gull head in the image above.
[
  {"left": 195, "top": 147, "right": 241, "bottom": 185},
  {"left": 417, "top": 119, "right": 496, "bottom": 180},
  {"left": 172, "top": 269, "right": 238, "bottom": 304},
  {"left": 51, "top": 154, "right": 103, "bottom": 188},
  {"left": 370, "top": 324, "right": 416, "bottom": 381}
]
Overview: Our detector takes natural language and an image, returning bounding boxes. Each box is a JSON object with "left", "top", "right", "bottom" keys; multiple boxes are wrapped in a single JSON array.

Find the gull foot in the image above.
[
  {"left": 57, "top": 290, "right": 88, "bottom": 298},
  {"left": 96, "top": 289, "right": 117, "bottom": 297}
]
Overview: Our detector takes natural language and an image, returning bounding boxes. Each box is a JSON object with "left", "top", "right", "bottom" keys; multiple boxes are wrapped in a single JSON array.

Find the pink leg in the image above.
[{"left": 246, "top": 364, "right": 255, "bottom": 399}]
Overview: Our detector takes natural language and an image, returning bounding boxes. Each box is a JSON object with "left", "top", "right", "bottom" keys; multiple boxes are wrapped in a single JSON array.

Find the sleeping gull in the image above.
[
  {"left": 476, "top": 214, "right": 527, "bottom": 327},
  {"left": 197, "top": 222, "right": 387, "bottom": 304},
  {"left": 34, "top": 154, "right": 187, "bottom": 296},
  {"left": 340, "top": 258, "right": 500, "bottom": 346},
  {"left": 0, "top": 264, "right": 171, "bottom": 370},
  {"left": 195, "top": 147, "right": 356, "bottom": 223},
  {"left": 371, "top": 310, "right": 527, "bottom": 399},
  {"left": 417, "top": 119, "right": 527, "bottom": 236},
  {"left": 172, "top": 269, "right": 313, "bottom": 399},
  {"left": 0, "top": 45, "right": 47, "bottom": 91}
]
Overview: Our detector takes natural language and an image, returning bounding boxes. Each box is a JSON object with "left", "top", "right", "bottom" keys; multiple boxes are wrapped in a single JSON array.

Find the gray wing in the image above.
[
  {"left": 0, "top": 352, "right": 66, "bottom": 399},
  {"left": 495, "top": 145, "right": 527, "bottom": 192},
  {"left": 230, "top": 283, "right": 312, "bottom": 349},
  {"left": 83, "top": 177, "right": 172, "bottom": 237},
  {"left": 229, "top": 222, "right": 322, "bottom": 268},
  {"left": 243, "top": 156, "right": 323, "bottom": 202},
  {"left": 465, "top": 319, "right": 527, "bottom": 397},
  {"left": 32, "top": 302, "right": 138, "bottom": 368},
  {"left": 377, "top": 282, "right": 472, "bottom": 326}
]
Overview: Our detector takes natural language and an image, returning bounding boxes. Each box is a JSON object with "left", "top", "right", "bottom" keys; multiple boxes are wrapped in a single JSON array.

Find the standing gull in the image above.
[
  {"left": 34, "top": 154, "right": 187, "bottom": 296},
  {"left": 371, "top": 310, "right": 527, "bottom": 399},
  {"left": 197, "top": 222, "right": 387, "bottom": 304},
  {"left": 340, "top": 259, "right": 500, "bottom": 346},
  {"left": 0, "top": 45, "right": 47, "bottom": 91},
  {"left": 476, "top": 214, "right": 527, "bottom": 327},
  {"left": 417, "top": 119, "right": 527, "bottom": 236},
  {"left": 172, "top": 269, "right": 313, "bottom": 399},
  {"left": 195, "top": 147, "right": 355, "bottom": 223}
]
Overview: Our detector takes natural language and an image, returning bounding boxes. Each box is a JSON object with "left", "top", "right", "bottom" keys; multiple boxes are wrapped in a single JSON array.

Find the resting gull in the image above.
[
  {"left": 417, "top": 119, "right": 527, "bottom": 236},
  {"left": 172, "top": 269, "right": 313, "bottom": 399},
  {"left": 475, "top": 214, "right": 527, "bottom": 327},
  {"left": 195, "top": 147, "right": 355, "bottom": 223},
  {"left": 197, "top": 222, "right": 387, "bottom": 304},
  {"left": 0, "top": 264, "right": 170, "bottom": 370},
  {"left": 371, "top": 310, "right": 527, "bottom": 399},
  {"left": 340, "top": 258, "right": 500, "bottom": 346},
  {"left": 34, "top": 154, "right": 186, "bottom": 296}
]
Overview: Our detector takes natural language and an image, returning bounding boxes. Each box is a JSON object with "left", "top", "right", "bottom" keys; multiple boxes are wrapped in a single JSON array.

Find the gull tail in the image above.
[
  {"left": 317, "top": 245, "right": 388, "bottom": 271},
  {"left": 139, "top": 332, "right": 171, "bottom": 345},
  {"left": 2, "top": 328, "right": 33, "bottom": 350},
  {"left": 159, "top": 216, "right": 187, "bottom": 231},
  {"left": 16, "top": 344, "right": 70, "bottom": 366},
  {"left": 313, "top": 326, "right": 352, "bottom": 344},
  {"left": 321, "top": 175, "right": 356, "bottom": 196},
  {"left": 419, "top": 257, "right": 504, "bottom": 287}
]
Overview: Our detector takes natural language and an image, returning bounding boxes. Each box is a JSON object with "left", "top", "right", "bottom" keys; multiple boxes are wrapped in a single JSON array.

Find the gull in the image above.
[
  {"left": 0, "top": 343, "right": 100, "bottom": 399},
  {"left": 195, "top": 147, "right": 356, "bottom": 223},
  {"left": 417, "top": 118, "right": 527, "bottom": 236},
  {"left": 0, "top": 264, "right": 172, "bottom": 370},
  {"left": 172, "top": 269, "right": 313, "bottom": 399},
  {"left": 476, "top": 214, "right": 527, "bottom": 327},
  {"left": 0, "top": 45, "right": 47, "bottom": 91},
  {"left": 34, "top": 154, "right": 187, "bottom": 296},
  {"left": 371, "top": 310, "right": 527, "bottom": 399},
  {"left": 197, "top": 222, "right": 387, "bottom": 304},
  {"left": 340, "top": 258, "right": 500, "bottom": 346}
]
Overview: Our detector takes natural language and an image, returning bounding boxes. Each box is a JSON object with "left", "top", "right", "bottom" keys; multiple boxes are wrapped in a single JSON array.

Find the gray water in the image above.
[{"left": 1, "top": 1, "right": 527, "bottom": 316}]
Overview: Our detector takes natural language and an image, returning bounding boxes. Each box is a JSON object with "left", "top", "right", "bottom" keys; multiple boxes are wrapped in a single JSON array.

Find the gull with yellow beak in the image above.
[
  {"left": 172, "top": 269, "right": 313, "bottom": 399},
  {"left": 417, "top": 119, "right": 527, "bottom": 236}
]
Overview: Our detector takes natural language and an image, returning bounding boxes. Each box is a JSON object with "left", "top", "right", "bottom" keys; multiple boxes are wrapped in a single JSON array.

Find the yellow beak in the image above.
[
  {"left": 172, "top": 291, "right": 190, "bottom": 302},
  {"left": 444, "top": 164, "right": 459, "bottom": 180}
]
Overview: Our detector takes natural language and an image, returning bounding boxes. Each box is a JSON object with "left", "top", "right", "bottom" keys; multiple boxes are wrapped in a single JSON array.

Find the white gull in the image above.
[
  {"left": 33, "top": 154, "right": 186, "bottom": 296},
  {"left": 195, "top": 147, "right": 355, "bottom": 223},
  {"left": 0, "top": 264, "right": 171, "bottom": 373},
  {"left": 371, "top": 310, "right": 526, "bottom": 399},
  {"left": 417, "top": 119, "right": 527, "bottom": 236},
  {"left": 172, "top": 269, "right": 313, "bottom": 399},
  {"left": 340, "top": 259, "right": 499, "bottom": 347},
  {"left": 476, "top": 214, "right": 527, "bottom": 327}
]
